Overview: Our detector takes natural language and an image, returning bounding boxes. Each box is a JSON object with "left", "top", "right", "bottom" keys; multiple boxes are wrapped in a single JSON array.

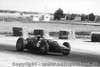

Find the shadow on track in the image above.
[{"left": 0, "top": 43, "right": 100, "bottom": 65}]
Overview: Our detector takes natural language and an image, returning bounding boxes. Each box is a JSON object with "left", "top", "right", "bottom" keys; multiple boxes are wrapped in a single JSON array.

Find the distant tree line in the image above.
[
  {"left": 0, "top": 10, "right": 18, "bottom": 13},
  {"left": 54, "top": 8, "right": 96, "bottom": 21},
  {"left": 0, "top": 10, "right": 40, "bottom": 14},
  {"left": 0, "top": 9, "right": 99, "bottom": 22},
  {"left": 81, "top": 13, "right": 95, "bottom": 21}
]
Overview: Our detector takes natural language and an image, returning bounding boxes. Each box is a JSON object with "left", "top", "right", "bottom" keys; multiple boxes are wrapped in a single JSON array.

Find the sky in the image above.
[{"left": 0, "top": 0, "right": 100, "bottom": 15}]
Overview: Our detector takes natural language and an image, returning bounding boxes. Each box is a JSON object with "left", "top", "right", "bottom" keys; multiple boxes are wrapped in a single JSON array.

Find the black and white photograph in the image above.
[{"left": 0, "top": 0, "right": 100, "bottom": 67}]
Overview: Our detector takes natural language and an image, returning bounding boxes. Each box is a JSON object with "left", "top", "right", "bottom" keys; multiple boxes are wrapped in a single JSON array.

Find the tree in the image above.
[
  {"left": 54, "top": 8, "right": 64, "bottom": 20},
  {"left": 66, "top": 14, "right": 76, "bottom": 20},
  {"left": 81, "top": 15, "right": 86, "bottom": 21},
  {"left": 88, "top": 13, "right": 95, "bottom": 21}
]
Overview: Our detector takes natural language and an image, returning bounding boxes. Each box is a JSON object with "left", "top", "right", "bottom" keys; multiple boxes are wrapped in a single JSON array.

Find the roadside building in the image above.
[
  {"left": 74, "top": 16, "right": 81, "bottom": 21},
  {"left": 43, "top": 14, "right": 50, "bottom": 21},
  {"left": 32, "top": 13, "right": 52, "bottom": 21},
  {"left": 32, "top": 14, "right": 40, "bottom": 21},
  {"left": 95, "top": 16, "right": 100, "bottom": 22}
]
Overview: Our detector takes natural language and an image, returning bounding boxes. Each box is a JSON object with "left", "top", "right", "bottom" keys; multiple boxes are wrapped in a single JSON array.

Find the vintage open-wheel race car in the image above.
[{"left": 16, "top": 29, "right": 74, "bottom": 55}]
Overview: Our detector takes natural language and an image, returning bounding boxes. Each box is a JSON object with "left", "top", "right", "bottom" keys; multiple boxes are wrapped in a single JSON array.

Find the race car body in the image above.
[{"left": 16, "top": 29, "right": 74, "bottom": 55}]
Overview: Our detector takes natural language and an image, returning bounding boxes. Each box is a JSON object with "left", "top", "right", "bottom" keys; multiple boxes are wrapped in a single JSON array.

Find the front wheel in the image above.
[
  {"left": 16, "top": 38, "right": 25, "bottom": 51},
  {"left": 39, "top": 40, "right": 49, "bottom": 54}
]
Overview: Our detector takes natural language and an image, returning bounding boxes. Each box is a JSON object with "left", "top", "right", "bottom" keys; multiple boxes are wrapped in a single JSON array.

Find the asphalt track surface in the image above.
[
  {"left": 0, "top": 21, "right": 100, "bottom": 67},
  {"left": 0, "top": 36, "right": 100, "bottom": 67}
]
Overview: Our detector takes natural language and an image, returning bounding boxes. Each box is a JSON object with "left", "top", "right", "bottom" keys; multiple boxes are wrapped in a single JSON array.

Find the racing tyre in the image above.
[
  {"left": 39, "top": 39, "right": 49, "bottom": 54},
  {"left": 16, "top": 38, "right": 25, "bottom": 51},
  {"left": 62, "top": 42, "right": 71, "bottom": 55}
]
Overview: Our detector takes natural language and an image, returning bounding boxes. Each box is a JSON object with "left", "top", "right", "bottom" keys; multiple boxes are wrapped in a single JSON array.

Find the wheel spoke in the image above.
[
  {"left": 16, "top": 38, "right": 25, "bottom": 51},
  {"left": 40, "top": 45, "right": 45, "bottom": 52}
]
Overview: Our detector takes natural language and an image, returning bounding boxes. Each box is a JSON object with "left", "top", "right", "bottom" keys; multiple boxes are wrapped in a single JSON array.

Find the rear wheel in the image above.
[
  {"left": 62, "top": 42, "right": 71, "bottom": 55},
  {"left": 39, "top": 40, "right": 49, "bottom": 54},
  {"left": 16, "top": 38, "right": 25, "bottom": 51}
]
